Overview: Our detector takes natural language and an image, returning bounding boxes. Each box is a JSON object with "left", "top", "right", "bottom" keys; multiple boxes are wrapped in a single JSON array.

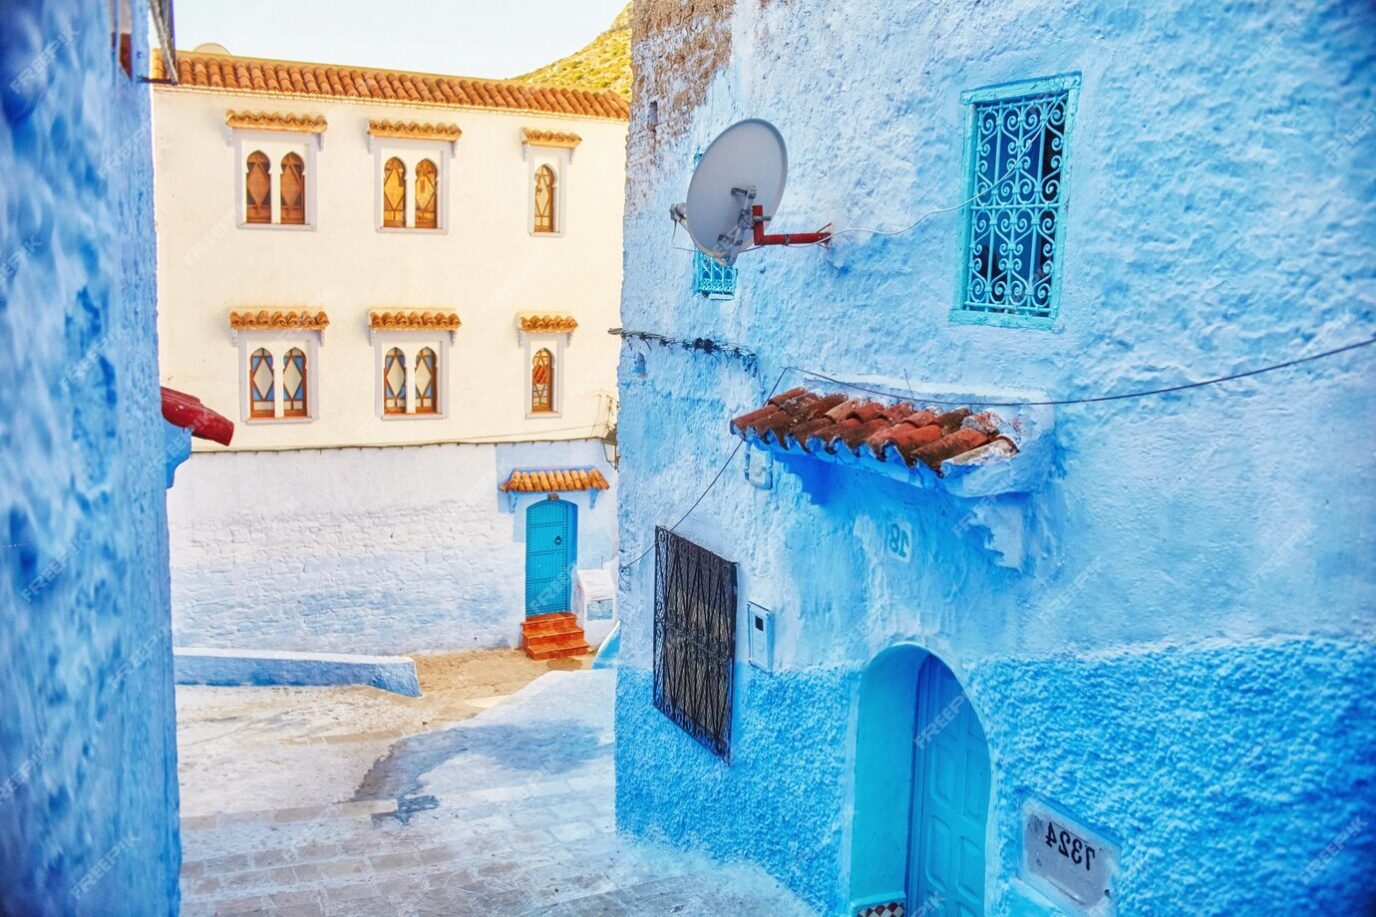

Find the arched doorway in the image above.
[
  {"left": 850, "top": 647, "right": 991, "bottom": 916},
  {"left": 525, "top": 497, "right": 576, "bottom": 616}
]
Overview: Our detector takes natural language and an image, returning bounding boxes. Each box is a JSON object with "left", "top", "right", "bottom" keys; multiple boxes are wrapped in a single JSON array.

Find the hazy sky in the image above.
[{"left": 171, "top": 0, "right": 627, "bottom": 79}]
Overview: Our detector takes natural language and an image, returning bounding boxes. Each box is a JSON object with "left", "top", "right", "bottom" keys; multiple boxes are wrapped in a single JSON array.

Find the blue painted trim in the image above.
[{"left": 950, "top": 72, "right": 1081, "bottom": 332}]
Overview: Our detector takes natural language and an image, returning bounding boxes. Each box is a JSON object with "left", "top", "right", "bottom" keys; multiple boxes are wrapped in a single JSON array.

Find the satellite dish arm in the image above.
[{"left": 751, "top": 205, "right": 832, "bottom": 247}]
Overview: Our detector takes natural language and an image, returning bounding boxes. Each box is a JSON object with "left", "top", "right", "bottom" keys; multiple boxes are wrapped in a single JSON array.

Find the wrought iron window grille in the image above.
[
  {"left": 953, "top": 74, "right": 1080, "bottom": 330},
  {"left": 693, "top": 250, "right": 737, "bottom": 299},
  {"left": 653, "top": 527, "right": 737, "bottom": 761}
]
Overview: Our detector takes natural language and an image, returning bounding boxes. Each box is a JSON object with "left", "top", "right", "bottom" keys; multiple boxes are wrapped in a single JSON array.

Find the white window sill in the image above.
[
  {"left": 380, "top": 412, "right": 447, "bottom": 421},
  {"left": 529, "top": 230, "right": 564, "bottom": 238},
  {"left": 377, "top": 226, "right": 448, "bottom": 235},
  {"left": 526, "top": 411, "right": 563, "bottom": 420},
  {"left": 245, "top": 416, "right": 316, "bottom": 424},
  {"left": 237, "top": 222, "right": 316, "bottom": 231}
]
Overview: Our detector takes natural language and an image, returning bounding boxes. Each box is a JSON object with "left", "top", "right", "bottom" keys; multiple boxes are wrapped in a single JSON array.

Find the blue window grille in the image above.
[
  {"left": 953, "top": 74, "right": 1080, "bottom": 329},
  {"left": 693, "top": 250, "right": 737, "bottom": 299}
]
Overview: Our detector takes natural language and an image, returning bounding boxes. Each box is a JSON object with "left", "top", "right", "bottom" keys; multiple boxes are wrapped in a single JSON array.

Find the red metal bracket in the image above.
[{"left": 751, "top": 204, "right": 832, "bottom": 247}]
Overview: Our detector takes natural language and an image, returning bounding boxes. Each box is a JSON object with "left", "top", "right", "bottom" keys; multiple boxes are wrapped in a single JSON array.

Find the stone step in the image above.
[
  {"left": 521, "top": 614, "right": 581, "bottom": 637},
  {"left": 527, "top": 640, "right": 592, "bottom": 660}
]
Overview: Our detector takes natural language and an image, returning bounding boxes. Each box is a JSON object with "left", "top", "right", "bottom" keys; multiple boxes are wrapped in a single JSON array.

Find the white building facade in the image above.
[{"left": 152, "top": 49, "right": 627, "bottom": 656}]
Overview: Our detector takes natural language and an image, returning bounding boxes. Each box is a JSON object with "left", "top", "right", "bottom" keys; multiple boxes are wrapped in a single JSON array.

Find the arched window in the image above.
[
  {"left": 245, "top": 151, "right": 271, "bottom": 224},
  {"left": 383, "top": 158, "right": 407, "bottom": 228},
  {"left": 383, "top": 347, "right": 407, "bottom": 414},
  {"left": 282, "top": 348, "right": 307, "bottom": 417},
  {"left": 415, "top": 347, "right": 438, "bottom": 413},
  {"left": 533, "top": 165, "right": 556, "bottom": 233},
  {"left": 249, "top": 348, "right": 275, "bottom": 417},
  {"left": 280, "top": 153, "right": 305, "bottom": 225},
  {"left": 415, "top": 160, "right": 438, "bottom": 229},
  {"left": 531, "top": 347, "right": 554, "bottom": 413}
]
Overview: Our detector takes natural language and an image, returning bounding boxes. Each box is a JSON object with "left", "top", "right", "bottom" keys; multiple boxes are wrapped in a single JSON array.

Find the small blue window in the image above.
[
  {"left": 953, "top": 74, "right": 1080, "bottom": 329},
  {"left": 693, "top": 250, "right": 737, "bottom": 299}
]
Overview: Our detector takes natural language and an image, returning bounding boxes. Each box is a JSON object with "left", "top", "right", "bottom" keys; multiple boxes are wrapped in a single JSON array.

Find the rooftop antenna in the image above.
[{"left": 671, "top": 119, "right": 831, "bottom": 266}]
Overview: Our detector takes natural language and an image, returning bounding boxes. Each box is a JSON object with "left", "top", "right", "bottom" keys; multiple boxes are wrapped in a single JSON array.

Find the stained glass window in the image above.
[
  {"left": 383, "top": 158, "right": 407, "bottom": 228},
  {"left": 282, "top": 348, "right": 307, "bottom": 417},
  {"left": 383, "top": 347, "right": 406, "bottom": 414},
  {"left": 415, "top": 160, "right": 438, "bottom": 230},
  {"left": 245, "top": 151, "right": 271, "bottom": 224},
  {"left": 280, "top": 153, "right": 305, "bottom": 225},
  {"left": 533, "top": 165, "right": 556, "bottom": 233},
  {"left": 249, "top": 348, "right": 274, "bottom": 417},
  {"left": 531, "top": 347, "right": 554, "bottom": 413},
  {"left": 415, "top": 347, "right": 437, "bottom": 414},
  {"left": 956, "top": 76, "right": 1078, "bottom": 327}
]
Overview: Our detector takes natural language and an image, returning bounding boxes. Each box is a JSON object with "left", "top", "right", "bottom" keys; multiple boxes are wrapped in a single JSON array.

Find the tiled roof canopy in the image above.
[
  {"left": 518, "top": 313, "right": 578, "bottom": 333},
  {"left": 154, "top": 50, "right": 630, "bottom": 120},
  {"left": 225, "top": 110, "right": 327, "bottom": 133},
  {"left": 522, "top": 128, "right": 582, "bottom": 149},
  {"left": 501, "top": 468, "right": 610, "bottom": 493},
  {"left": 367, "top": 119, "right": 462, "bottom": 142},
  {"left": 369, "top": 310, "right": 461, "bottom": 331},
  {"left": 229, "top": 309, "right": 330, "bottom": 331},
  {"left": 731, "top": 387, "right": 1017, "bottom": 476}
]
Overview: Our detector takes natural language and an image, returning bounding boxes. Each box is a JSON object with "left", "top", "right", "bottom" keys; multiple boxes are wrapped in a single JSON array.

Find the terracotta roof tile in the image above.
[
  {"left": 500, "top": 468, "right": 611, "bottom": 493},
  {"left": 368, "top": 310, "right": 461, "bottom": 331},
  {"left": 154, "top": 50, "right": 629, "bottom": 121},
  {"left": 731, "top": 388, "right": 1018, "bottom": 476},
  {"left": 229, "top": 309, "right": 329, "bottom": 331}
]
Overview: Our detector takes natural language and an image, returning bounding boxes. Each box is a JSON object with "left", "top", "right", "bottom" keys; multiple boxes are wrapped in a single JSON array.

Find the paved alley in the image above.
[{"left": 176, "top": 664, "right": 808, "bottom": 915}]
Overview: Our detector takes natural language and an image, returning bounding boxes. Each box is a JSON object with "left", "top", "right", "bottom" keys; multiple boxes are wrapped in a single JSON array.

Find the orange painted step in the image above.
[{"left": 520, "top": 612, "right": 591, "bottom": 660}]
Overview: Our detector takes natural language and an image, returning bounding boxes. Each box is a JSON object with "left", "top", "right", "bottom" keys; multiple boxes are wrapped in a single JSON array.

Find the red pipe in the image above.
[{"left": 751, "top": 205, "right": 831, "bottom": 247}]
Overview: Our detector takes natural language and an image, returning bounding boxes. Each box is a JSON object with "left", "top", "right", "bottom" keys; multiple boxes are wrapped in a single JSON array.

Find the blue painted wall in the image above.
[
  {"left": 616, "top": 1, "right": 1375, "bottom": 914},
  {"left": 0, "top": 0, "right": 180, "bottom": 913}
]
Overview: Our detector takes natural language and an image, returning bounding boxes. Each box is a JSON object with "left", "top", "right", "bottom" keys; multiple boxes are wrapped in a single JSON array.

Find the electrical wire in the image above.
[
  {"left": 618, "top": 367, "right": 788, "bottom": 573},
  {"left": 614, "top": 334, "right": 1374, "bottom": 573},
  {"left": 788, "top": 336, "right": 1376, "bottom": 408}
]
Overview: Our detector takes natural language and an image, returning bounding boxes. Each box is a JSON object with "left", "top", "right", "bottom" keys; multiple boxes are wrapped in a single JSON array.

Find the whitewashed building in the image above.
[{"left": 151, "top": 47, "right": 627, "bottom": 658}]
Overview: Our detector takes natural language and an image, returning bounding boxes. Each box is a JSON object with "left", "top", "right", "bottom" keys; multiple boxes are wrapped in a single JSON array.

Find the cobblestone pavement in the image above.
[{"left": 179, "top": 669, "right": 810, "bottom": 915}]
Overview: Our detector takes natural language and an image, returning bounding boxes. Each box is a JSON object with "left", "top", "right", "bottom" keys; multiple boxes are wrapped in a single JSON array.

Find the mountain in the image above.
[{"left": 514, "top": 4, "right": 631, "bottom": 100}]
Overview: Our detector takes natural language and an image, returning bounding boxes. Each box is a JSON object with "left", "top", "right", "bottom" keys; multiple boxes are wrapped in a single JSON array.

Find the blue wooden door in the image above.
[
  {"left": 908, "top": 656, "right": 990, "bottom": 916},
  {"left": 525, "top": 498, "right": 575, "bottom": 617}
]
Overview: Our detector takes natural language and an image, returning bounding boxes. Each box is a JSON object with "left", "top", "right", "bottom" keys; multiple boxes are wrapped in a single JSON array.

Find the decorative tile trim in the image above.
[
  {"left": 368, "top": 119, "right": 462, "bottom": 142},
  {"left": 517, "top": 313, "right": 579, "bottom": 333},
  {"left": 225, "top": 110, "right": 328, "bottom": 133},
  {"left": 854, "top": 901, "right": 904, "bottom": 917},
  {"left": 522, "top": 128, "right": 582, "bottom": 150},
  {"left": 368, "top": 309, "right": 462, "bottom": 332},
  {"left": 229, "top": 309, "right": 330, "bottom": 331}
]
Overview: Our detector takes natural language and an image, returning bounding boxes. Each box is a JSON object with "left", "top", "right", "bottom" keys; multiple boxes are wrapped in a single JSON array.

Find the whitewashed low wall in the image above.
[{"left": 167, "top": 439, "right": 616, "bottom": 655}]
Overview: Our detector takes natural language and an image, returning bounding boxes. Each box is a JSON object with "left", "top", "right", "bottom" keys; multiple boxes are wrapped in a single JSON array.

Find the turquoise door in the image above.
[
  {"left": 525, "top": 498, "right": 575, "bottom": 617},
  {"left": 908, "top": 656, "right": 990, "bottom": 916}
]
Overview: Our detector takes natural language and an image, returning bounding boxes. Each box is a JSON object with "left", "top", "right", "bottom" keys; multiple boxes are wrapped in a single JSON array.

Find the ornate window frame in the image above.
[
  {"left": 232, "top": 330, "right": 323, "bottom": 423},
  {"left": 229, "top": 120, "right": 322, "bottom": 230},
  {"left": 951, "top": 73, "right": 1080, "bottom": 331},
  {"left": 369, "top": 132, "right": 455, "bottom": 233},
  {"left": 522, "top": 132, "right": 574, "bottom": 238},
  {"left": 370, "top": 328, "right": 453, "bottom": 421},
  {"left": 517, "top": 317, "right": 574, "bottom": 419}
]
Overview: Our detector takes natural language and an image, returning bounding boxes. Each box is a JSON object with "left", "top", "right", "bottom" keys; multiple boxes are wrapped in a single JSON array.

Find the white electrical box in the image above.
[
  {"left": 573, "top": 566, "right": 617, "bottom": 647},
  {"left": 747, "top": 602, "right": 774, "bottom": 671}
]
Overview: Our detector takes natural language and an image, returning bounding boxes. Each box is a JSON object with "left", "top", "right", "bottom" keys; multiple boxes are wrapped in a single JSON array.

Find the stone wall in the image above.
[
  {"left": 0, "top": 0, "right": 180, "bottom": 912},
  {"left": 168, "top": 439, "right": 617, "bottom": 655},
  {"left": 615, "top": 0, "right": 1376, "bottom": 913}
]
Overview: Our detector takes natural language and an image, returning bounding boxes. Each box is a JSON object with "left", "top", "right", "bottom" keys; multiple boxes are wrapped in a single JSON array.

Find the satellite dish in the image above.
[
  {"left": 194, "top": 42, "right": 232, "bottom": 54},
  {"left": 673, "top": 119, "right": 830, "bottom": 266}
]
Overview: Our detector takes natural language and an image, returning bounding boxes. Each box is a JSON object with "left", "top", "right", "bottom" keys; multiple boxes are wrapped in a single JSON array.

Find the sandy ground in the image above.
[{"left": 175, "top": 650, "right": 588, "bottom": 818}]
